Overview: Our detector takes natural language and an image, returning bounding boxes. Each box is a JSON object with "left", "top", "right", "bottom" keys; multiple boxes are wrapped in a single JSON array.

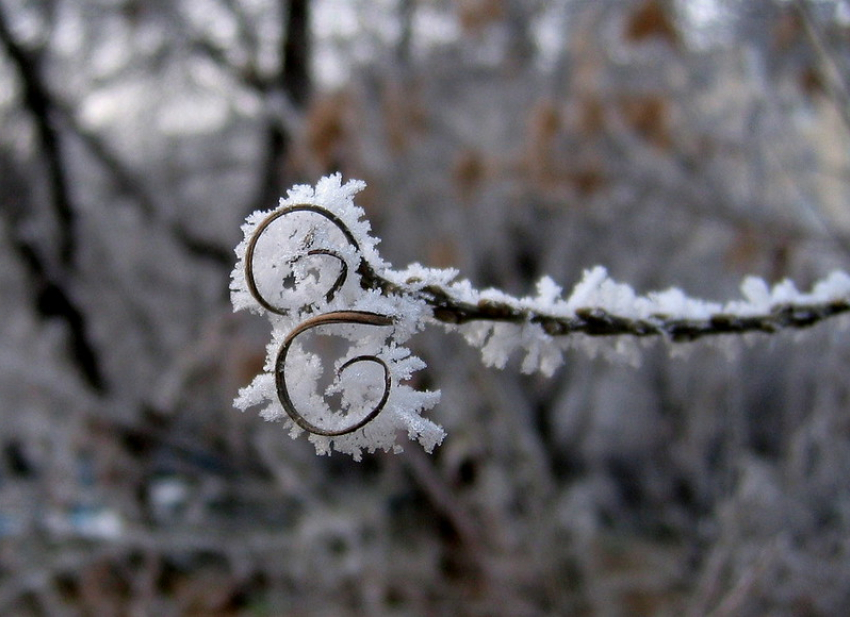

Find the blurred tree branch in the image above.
[
  {"left": 794, "top": 0, "right": 850, "bottom": 132},
  {"left": 0, "top": 3, "right": 106, "bottom": 391},
  {"left": 0, "top": 2, "right": 75, "bottom": 268}
]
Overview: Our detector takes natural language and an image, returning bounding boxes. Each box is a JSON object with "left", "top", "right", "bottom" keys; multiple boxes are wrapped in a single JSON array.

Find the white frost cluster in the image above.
[
  {"left": 231, "top": 174, "right": 443, "bottom": 459},
  {"left": 232, "top": 175, "right": 850, "bottom": 458},
  {"left": 432, "top": 266, "right": 850, "bottom": 374}
]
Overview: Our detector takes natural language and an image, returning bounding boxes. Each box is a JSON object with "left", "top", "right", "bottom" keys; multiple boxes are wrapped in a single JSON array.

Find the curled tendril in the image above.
[
  {"left": 245, "top": 205, "right": 397, "bottom": 436},
  {"left": 244, "top": 204, "right": 361, "bottom": 315},
  {"left": 275, "top": 310, "right": 395, "bottom": 436}
]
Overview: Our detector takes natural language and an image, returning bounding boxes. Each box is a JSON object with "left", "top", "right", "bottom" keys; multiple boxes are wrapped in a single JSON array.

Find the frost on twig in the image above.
[
  {"left": 231, "top": 174, "right": 850, "bottom": 458},
  {"left": 231, "top": 176, "right": 442, "bottom": 460}
]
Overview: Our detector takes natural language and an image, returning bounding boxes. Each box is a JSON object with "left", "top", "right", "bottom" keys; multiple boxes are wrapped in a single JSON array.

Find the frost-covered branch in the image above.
[
  {"left": 231, "top": 175, "right": 850, "bottom": 458},
  {"left": 379, "top": 266, "right": 850, "bottom": 340}
]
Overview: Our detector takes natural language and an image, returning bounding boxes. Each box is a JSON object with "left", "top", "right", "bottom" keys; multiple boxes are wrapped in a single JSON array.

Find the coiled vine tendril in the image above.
[
  {"left": 245, "top": 204, "right": 357, "bottom": 314},
  {"left": 244, "top": 204, "right": 399, "bottom": 437},
  {"left": 274, "top": 311, "right": 394, "bottom": 436}
]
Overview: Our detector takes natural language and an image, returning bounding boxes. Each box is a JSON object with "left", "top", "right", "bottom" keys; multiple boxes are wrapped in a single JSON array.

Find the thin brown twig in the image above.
[
  {"left": 414, "top": 285, "right": 850, "bottom": 341},
  {"left": 248, "top": 204, "right": 850, "bottom": 340}
]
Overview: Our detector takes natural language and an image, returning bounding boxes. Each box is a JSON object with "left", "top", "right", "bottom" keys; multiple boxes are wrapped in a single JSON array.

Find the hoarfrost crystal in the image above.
[{"left": 231, "top": 174, "right": 444, "bottom": 459}]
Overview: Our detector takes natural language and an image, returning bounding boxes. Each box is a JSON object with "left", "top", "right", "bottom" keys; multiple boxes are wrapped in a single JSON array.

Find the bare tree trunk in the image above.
[
  {"left": 0, "top": 4, "right": 104, "bottom": 391},
  {"left": 282, "top": 0, "right": 312, "bottom": 107},
  {"left": 253, "top": 0, "right": 312, "bottom": 211}
]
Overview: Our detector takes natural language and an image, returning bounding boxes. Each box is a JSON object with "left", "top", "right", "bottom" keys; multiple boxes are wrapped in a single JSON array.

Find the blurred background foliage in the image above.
[{"left": 2, "top": 0, "right": 850, "bottom": 614}]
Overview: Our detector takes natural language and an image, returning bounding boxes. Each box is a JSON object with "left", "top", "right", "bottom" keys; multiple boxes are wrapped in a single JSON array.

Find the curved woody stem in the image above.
[
  {"left": 249, "top": 205, "right": 850, "bottom": 341},
  {"left": 245, "top": 204, "right": 359, "bottom": 315},
  {"left": 275, "top": 310, "right": 394, "bottom": 436},
  {"left": 244, "top": 203, "right": 850, "bottom": 437}
]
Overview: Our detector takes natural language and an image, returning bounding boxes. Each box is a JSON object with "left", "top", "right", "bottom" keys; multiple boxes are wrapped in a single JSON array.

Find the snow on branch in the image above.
[{"left": 231, "top": 174, "right": 850, "bottom": 458}]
